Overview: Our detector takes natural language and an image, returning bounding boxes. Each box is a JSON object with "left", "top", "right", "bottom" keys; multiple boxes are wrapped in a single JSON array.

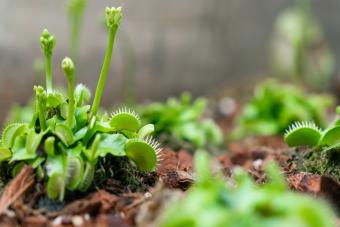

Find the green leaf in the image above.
[
  {"left": 65, "top": 154, "right": 84, "bottom": 190},
  {"left": 26, "top": 128, "right": 47, "bottom": 154},
  {"left": 46, "top": 91, "right": 66, "bottom": 108},
  {"left": 58, "top": 143, "right": 84, "bottom": 191},
  {"left": 0, "top": 146, "right": 11, "bottom": 162},
  {"left": 11, "top": 135, "right": 37, "bottom": 162},
  {"left": 95, "top": 133, "right": 127, "bottom": 157},
  {"left": 75, "top": 105, "right": 90, "bottom": 129},
  {"left": 75, "top": 84, "right": 91, "bottom": 107},
  {"left": 125, "top": 138, "right": 157, "bottom": 172},
  {"left": 74, "top": 126, "right": 88, "bottom": 141},
  {"left": 77, "top": 162, "right": 95, "bottom": 192},
  {"left": 319, "top": 126, "right": 340, "bottom": 146},
  {"left": 12, "top": 162, "right": 25, "bottom": 177},
  {"left": 47, "top": 173, "right": 65, "bottom": 201},
  {"left": 110, "top": 109, "right": 141, "bottom": 132},
  {"left": 138, "top": 124, "right": 155, "bottom": 139},
  {"left": 1, "top": 123, "right": 28, "bottom": 148},
  {"left": 54, "top": 124, "right": 74, "bottom": 146},
  {"left": 44, "top": 137, "right": 55, "bottom": 156},
  {"left": 29, "top": 157, "right": 45, "bottom": 169},
  {"left": 46, "top": 154, "right": 65, "bottom": 177}
]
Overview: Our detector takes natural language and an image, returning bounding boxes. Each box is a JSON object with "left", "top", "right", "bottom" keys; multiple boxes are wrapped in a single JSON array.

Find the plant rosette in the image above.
[
  {"left": 284, "top": 106, "right": 340, "bottom": 179},
  {"left": 0, "top": 6, "right": 161, "bottom": 201}
]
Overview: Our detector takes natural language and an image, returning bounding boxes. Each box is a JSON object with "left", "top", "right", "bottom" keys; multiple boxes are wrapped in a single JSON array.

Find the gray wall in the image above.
[{"left": 0, "top": 0, "right": 339, "bottom": 124}]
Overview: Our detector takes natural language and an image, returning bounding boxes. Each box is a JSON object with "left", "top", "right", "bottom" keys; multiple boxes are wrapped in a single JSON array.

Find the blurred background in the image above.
[{"left": 0, "top": 0, "right": 339, "bottom": 125}]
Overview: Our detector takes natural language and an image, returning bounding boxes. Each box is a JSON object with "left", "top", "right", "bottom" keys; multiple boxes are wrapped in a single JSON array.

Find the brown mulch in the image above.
[
  {"left": 156, "top": 148, "right": 194, "bottom": 190},
  {"left": 218, "top": 136, "right": 288, "bottom": 182}
]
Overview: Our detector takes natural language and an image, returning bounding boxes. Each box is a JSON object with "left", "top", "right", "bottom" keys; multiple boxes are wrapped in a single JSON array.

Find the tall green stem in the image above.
[
  {"left": 91, "top": 26, "right": 118, "bottom": 116},
  {"left": 40, "top": 29, "right": 55, "bottom": 93},
  {"left": 46, "top": 54, "right": 53, "bottom": 92}
]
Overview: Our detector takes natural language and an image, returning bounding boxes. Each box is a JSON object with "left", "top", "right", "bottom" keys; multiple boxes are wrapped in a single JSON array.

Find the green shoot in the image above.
[
  {"left": 40, "top": 29, "right": 56, "bottom": 92},
  {"left": 91, "top": 7, "right": 122, "bottom": 117},
  {"left": 67, "top": 0, "right": 86, "bottom": 64},
  {"left": 62, "top": 57, "right": 76, "bottom": 128},
  {"left": 34, "top": 86, "right": 47, "bottom": 130}
]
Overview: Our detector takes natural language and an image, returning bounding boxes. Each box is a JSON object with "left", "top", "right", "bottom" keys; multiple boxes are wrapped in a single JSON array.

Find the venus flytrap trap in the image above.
[{"left": 0, "top": 6, "right": 161, "bottom": 201}]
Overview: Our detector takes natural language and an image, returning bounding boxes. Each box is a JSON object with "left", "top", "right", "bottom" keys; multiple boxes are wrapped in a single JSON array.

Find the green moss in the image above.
[{"left": 302, "top": 148, "right": 340, "bottom": 180}]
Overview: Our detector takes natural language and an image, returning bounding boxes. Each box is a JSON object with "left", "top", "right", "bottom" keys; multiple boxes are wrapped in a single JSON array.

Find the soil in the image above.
[{"left": 0, "top": 133, "right": 340, "bottom": 226}]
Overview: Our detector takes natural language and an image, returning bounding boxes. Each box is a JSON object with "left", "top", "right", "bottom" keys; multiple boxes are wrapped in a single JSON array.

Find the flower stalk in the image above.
[
  {"left": 91, "top": 7, "right": 122, "bottom": 117},
  {"left": 40, "top": 29, "right": 56, "bottom": 93}
]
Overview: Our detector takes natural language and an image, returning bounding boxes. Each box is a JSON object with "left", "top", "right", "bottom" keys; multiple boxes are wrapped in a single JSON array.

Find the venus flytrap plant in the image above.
[
  {"left": 0, "top": 6, "right": 161, "bottom": 201},
  {"left": 91, "top": 7, "right": 122, "bottom": 117},
  {"left": 40, "top": 29, "right": 56, "bottom": 93},
  {"left": 284, "top": 106, "right": 340, "bottom": 179}
]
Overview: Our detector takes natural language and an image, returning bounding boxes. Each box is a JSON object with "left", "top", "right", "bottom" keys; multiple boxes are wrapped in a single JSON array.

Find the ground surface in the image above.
[{"left": 0, "top": 135, "right": 339, "bottom": 226}]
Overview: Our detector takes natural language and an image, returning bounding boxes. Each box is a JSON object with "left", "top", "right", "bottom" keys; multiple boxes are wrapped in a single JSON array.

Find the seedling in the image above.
[
  {"left": 161, "top": 151, "right": 335, "bottom": 227},
  {"left": 232, "top": 79, "right": 332, "bottom": 140},
  {"left": 0, "top": 7, "right": 161, "bottom": 201},
  {"left": 139, "top": 92, "right": 223, "bottom": 150}
]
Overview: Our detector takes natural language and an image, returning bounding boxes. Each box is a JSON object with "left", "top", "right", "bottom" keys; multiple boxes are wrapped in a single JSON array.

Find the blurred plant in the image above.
[
  {"left": 284, "top": 106, "right": 340, "bottom": 179},
  {"left": 139, "top": 93, "right": 223, "bottom": 151},
  {"left": 67, "top": 0, "right": 86, "bottom": 64},
  {"left": 161, "top": 151, "right": 336, "bottom": 227},
  {"left": 231, "top": 79, "right": 333, "bottom": 140},
  {"left": 271, "top": 0, "right": 335, "bottom": 90},
  {"left": 0, "top": 7, "right": 161, "bottom": 201}
]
